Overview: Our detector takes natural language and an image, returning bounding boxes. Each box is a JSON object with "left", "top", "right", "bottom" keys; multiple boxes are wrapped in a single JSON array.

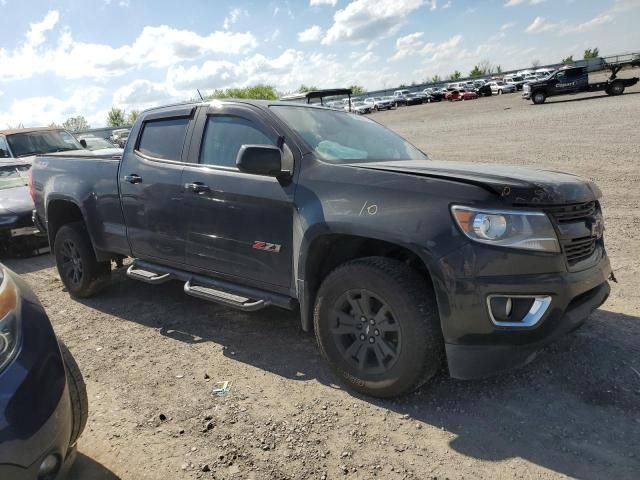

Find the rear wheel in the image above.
[
  {"left": 532, "top": 90, "right": 547, "bottom": 104},
  {"left": 54, "top": 222, "right": 111, "bottom": 298},
  {"left": 314, "top": 257, "right": 443, "bottom": 398},
  {"left": 59, "top": 341, "right": 88, "bottom": 446},
  {"left": 607, "top": 81, "right": 625, "bottom": 96}
]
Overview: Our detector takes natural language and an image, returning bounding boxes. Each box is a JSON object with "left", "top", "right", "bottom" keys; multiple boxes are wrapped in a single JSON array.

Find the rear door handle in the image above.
[
  {"left": 124, "top": 174, "right": 142, "bottom": 184},
  {"left": 185, "top": 182, "right": 210, "bottom": 194}
]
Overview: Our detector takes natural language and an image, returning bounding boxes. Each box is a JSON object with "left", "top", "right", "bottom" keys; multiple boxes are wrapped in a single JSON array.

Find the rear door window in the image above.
[{"left": 138, "top": 118, "right": 189, "bottom": 161}]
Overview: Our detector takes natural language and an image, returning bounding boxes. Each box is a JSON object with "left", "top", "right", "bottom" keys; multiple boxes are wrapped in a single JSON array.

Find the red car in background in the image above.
[{"left": 445, "top": 89, "right": 479, "bottom": 101}]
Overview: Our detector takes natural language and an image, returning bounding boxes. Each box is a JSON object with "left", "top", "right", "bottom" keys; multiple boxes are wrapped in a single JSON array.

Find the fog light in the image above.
[
  {"left": 487, "top": 295, "right": 552, "bottom": 327},
  {"left": 38, "top": 453, "right": 60, "bottom": 478}
]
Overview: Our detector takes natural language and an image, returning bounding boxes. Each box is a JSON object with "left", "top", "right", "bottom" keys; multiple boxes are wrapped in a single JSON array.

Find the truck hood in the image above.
[
  {"left": 351, "top": 160, "right": 601, "bottom": 205},
  {"left": 0, "top": 185, "right": 34, "bottom": 214}
]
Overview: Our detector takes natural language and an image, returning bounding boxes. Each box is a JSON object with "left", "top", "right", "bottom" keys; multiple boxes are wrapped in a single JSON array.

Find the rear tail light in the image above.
[{"left": 27, "top": 168, "right": 35, "bottom": 202}]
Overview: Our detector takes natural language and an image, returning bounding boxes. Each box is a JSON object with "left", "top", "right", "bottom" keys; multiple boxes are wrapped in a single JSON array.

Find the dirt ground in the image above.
[{"left": 6, "top": 79, "right": 640, "bottom": 480}]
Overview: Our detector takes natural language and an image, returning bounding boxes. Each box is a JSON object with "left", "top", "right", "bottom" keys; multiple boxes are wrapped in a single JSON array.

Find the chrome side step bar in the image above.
[
  {"left": 125, "top": 259, "right": 295, "bottom": 312},
  {"left": 126, "top": 265, "right": 172, "bottom": 284},
  {"left": 184, "top": 281, "right": 268, "bottom": 311}
]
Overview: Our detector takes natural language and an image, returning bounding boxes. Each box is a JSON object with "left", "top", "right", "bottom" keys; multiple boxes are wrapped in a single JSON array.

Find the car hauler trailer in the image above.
[{"left": 523, "top": 52, "right": 640, "bottom": 104}]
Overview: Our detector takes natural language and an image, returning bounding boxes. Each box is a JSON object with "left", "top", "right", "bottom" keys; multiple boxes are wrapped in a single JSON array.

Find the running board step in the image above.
[
  {"left": 184, "top": 280, "right": 268, "bottom": 311},
  {"left": 126, "top": 264, "right": 172, "bottom": 284}
]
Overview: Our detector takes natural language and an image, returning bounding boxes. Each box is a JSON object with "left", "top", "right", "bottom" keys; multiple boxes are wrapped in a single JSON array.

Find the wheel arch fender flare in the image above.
[{"left": 295, "top": 222, "right": 441, "bottom": 332}]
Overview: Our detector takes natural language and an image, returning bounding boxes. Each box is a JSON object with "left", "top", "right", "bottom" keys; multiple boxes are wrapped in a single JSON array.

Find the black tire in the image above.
[
  {"left": 497, "top": 89, "right": 503, "bottom": 95},
  {"left": 54, "top": 222, "right": 111, "bottom": 298},
  {"left": 532, "top": 90, "right": 546, "bottom": 104},
  {"left": 313, "top": 257, "right": 444, "bottom": 398},
  {"left": 59, "top": 341, "right": 88, "bottom": 446},
  {"left": 608, "top": 81, "right": 625, "bottom": 96}
]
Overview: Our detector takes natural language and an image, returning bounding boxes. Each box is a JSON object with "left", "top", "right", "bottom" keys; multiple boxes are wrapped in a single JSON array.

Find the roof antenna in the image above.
[{"left": 197, "top": 89, "right": 204, "bottom": 101}]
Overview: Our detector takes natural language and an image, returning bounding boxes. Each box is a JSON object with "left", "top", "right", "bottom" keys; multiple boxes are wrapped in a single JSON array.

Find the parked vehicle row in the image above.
[{"left": 0, "top": 128, "right": 123, "bottom": 258}]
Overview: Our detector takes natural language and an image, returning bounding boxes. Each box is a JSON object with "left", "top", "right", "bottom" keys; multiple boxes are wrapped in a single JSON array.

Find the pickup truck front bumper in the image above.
[{"left": 431, "top": 245, "right": 611, "bottom": 379}]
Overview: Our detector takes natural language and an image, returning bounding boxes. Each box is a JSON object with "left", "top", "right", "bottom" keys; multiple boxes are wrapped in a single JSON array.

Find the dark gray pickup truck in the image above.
[{"left": 31, "top": 100, "right": 612, "bottom": 398}]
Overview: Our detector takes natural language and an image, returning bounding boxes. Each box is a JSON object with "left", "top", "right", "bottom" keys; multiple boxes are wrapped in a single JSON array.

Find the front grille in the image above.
[
  {"left": 563, "top": 236, "right": 597, "bottom": 264},
  {"left": 546, "top": 201, "right": 601, "bottom": 266},
  {"left": 546, "top": 201, "right": 597, "bottom": 223}
]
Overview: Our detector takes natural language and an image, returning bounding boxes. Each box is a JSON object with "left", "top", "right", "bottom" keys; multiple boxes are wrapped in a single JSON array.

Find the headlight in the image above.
[
  {"left": 451, "top": 205, "right": 560, "bottom": 253},
  {"left": 0, "top": 269, "right": 20, "bottom": 372}
]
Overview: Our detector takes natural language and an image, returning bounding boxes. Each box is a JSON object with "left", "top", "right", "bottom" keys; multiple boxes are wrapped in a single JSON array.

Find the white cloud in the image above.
[
  {"left": 166, "top": 48, "right": 400, "bottom": 96},
  {"left": 223, "top": 8, "right": 247, "bottom": 30},
  {"left": 611, "top": 0, "right": 640, "bottom": 12},
  {"left": 0, "top": 13, "right": 257, "bottom": 81},
  {"left": 560, "top": 13, "right": 614, "bottom": 34},
  {"left": 505, "top": 0, "right": 547, "bottom": 6},
  {"left": 0, "top": 87, "right": 104, "bottom": 128},
  {"left": 525, "top": 16, "right": 556, "bottom": 33},
  {"left": 298, "top": 25, "right": 324, "bottom": 42},
  {"left": 113, "top": 80, "right": 179, "bottom": 110},
  {"left": 391, "top": 32, "right": 424, "bottom": 61},
  {"left": 322, "top": 0, "right": 427, "bottom": 45},
  {"left": 500, "top": 21, "right": 516, "bottom": 31},
  {"left": 441, "top": 1, "right": 452, "bottom": 8},
  {"left": 390, "top": 32, "right": 464, "bottom": 63},
  {"left": 310, "top": 0, "right": 337, "bottom": 5},
  {"left": 25, "top": 10, "right": 59, "bottom": 47}
]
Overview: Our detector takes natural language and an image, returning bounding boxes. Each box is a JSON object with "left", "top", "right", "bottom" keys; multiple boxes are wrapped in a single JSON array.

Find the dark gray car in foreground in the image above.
[{"left": 30, "top": 100, "right": 611, "bottom": 398}]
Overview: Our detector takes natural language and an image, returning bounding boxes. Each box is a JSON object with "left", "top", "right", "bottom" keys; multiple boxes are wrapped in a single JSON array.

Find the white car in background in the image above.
[
  {"left": 363, "top": 96, "right": 395, "bottom": 111},
  {"left": 487, "top": 81, "right": 517, "bottom": 95},
  {"left": 77, "top": 136, "right": 124, "bottom": 156}
]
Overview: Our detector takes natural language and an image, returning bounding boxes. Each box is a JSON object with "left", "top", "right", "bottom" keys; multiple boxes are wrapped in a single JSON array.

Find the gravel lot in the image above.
[{"left": 6, "top": 79, "right": 640, "bottom": 480}]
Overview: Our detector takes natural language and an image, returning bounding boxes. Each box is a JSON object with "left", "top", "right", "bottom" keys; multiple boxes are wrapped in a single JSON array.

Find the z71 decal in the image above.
[{"left": 253, "top": 241, "right": 282, "bottom": 253}]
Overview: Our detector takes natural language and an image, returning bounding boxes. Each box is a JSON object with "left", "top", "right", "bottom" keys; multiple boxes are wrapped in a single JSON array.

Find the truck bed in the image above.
[{"left": 32, "top": 154, "right": 129, "bottom": 257}]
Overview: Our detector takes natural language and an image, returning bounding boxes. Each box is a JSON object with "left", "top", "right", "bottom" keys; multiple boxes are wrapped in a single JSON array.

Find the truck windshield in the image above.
[
  {"left": 6, "top": 130, "right": 83, "bottom": 157},
  {"left": 270, "top": 106, "right": 427, "bottom": 164},
  {"left": 0, "top": 164, "right": 30, "bottom": 190}
]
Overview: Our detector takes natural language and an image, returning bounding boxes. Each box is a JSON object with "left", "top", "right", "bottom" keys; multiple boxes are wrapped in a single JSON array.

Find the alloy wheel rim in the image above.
[
  {"left": 330, "top": 289, "right": 401, "bottom": 375},
  {"left": 61, "top": 239, "right": 83, "bottom": 286}
]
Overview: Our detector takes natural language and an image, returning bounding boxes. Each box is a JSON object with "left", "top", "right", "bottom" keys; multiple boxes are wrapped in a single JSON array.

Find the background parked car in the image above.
[
  {"left": 344, "top": 100, "right": 372, "bottom": 114},
  {"left": 474, "top": 82, "right": 493, "bottom": 97},
  {"left": 487, "top": 81, "right": 517, "bottom": 95},
  {"left": 459, "top": 89, "right": 479, "bottom": 100},
  {"left": 0, "top": 264, "right": 88, "bottom": 479},
  {"left": 0, "top": 162, "right": 47, "bottom": 255},
  {"left": 0, "top": 128, "right": 87, "bottom": 164},
  {"left": 363, "top": 96, "right": 395, "bottom": 111},
  {"left": 422, "top": 88, "right": 444, "bottom": 101},
  {"left": 392, "top": 90, "right": 411, "bottom": 106},
  {"left": 110, "top": 128, "right": 130, "bottom": 148},
  {"left": 77, "top": 136, "right": 124, "bottom": 156},
  {"left": 405, "top": 92, "right": 425, "bottom": 105},
  {"left": 504, "top": 76, "right": 526, "bottom": 90}
]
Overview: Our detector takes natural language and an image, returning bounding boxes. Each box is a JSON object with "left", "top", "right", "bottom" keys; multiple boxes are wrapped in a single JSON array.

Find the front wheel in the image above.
[
  {"left": 497, "top": 89, "right": 503, "bottom": 95},
  {"left": 59, "top": 341, "right": 88, "bottom": 446},
  {"left": 54, "top": 222, "right": 111, "bottom": 298},
  {"left": 314, "top": 257, "right": 444, "bottom": 398},
  {"left": 532, "top": 90, "right": 547, "bottom": 104}
]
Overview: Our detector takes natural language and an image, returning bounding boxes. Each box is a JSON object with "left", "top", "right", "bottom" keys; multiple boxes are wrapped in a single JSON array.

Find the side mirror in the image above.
[
  {"left": 236, "top": 145, "right": 286, "bottom": 177},
  {"left": 79, "top": 139, "right": 87, "bottom": 148}
]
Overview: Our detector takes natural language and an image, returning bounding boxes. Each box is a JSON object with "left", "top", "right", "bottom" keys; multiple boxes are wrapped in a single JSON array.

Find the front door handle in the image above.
[
  {"left": 124, "top": 174, "right": 142, "bottom": 184},
  {"left": 185, "top": 182, "right": 210, "bottom": 194}
]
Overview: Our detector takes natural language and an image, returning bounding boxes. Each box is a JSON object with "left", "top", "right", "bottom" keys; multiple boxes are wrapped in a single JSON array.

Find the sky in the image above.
[{"left": 0, "top": 0, "right": 638, "bottom": 128}]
